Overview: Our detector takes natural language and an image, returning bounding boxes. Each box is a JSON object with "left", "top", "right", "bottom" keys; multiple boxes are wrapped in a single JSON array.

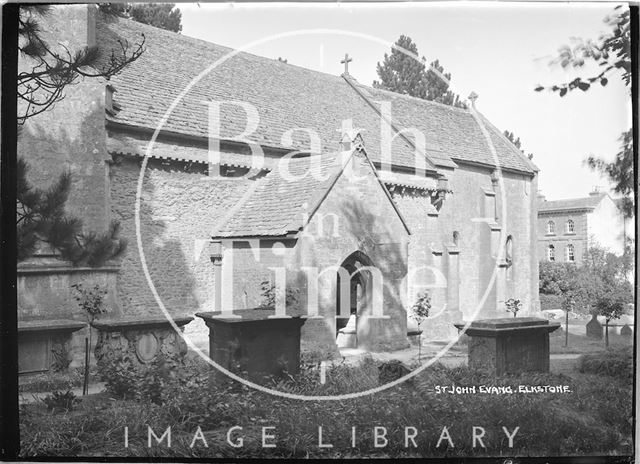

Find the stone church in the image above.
[{"left": 17, "top": 5, "right": 540, "bottom": 368}]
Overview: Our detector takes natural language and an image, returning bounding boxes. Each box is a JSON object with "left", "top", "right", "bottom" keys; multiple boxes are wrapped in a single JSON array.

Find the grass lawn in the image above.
[
  {"left": 19, "top": 348, "right": 633, "bottom": 459},
  {"left": 549, "top": 328, "right": 632, "bottom": 354}
]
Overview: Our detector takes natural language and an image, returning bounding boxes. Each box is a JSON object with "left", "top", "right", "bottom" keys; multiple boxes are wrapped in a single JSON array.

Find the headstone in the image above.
[
  {"left": 453, "top": 317, "right": 560, "bottom": 376},
  {"left": 586, "top": 314, "right": 603, "bottom": 339},
  {"left": 620, "top": 324, "right": 632, "bottom": 337}
]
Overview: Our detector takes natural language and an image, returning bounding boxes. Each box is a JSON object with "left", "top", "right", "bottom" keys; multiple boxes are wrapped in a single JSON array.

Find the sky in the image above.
[{"left": 179, "top": 2, "right": 632, "bottom": 201}]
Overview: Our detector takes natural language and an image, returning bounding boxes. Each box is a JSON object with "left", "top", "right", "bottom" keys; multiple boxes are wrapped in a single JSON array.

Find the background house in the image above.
[{"left": 537, "top": 188, "right": 633, "bottom": 264}]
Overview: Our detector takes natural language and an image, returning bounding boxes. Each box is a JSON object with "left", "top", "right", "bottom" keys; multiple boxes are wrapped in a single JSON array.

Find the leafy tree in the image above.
[
  {"left": 535, "top": 6, "right": 630, "bottom": 96},
  {"left": 18, "top": 5, "right": 145, "bottom": 124},
  {"left": 504, "top": 298, "right": 523, "bottom": 318},
  {"left": 538, "top": 261, "right": 575, "bottom": 295},
  {"left": 586, "top": 130, "right": 634, "bottom": 218},
  {"left": 17, "top": 5, "right": 137, "bottom": 264},
  {"left": 71, "top": 283, "right": 109, "bottom": 394},
  {"left": 594, "top": 286, "right": 629, "bottom": 347},
  {"left": 536, "top": 6, "right": 632, "bottom": 218},
  {"left": 99, "top": 3, "right": 182, "bottom": 33},
  {"left": 374, "top": 35, "right": 465, "bottom": 108},
  {"left": 579, "top": 244, "right": 632, "bottom": 346},
  {"left": 410, "top": 291, "right": 431, "bottom": 360}
]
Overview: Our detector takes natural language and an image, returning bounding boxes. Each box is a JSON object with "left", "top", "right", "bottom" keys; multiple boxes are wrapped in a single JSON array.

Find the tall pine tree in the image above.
[
  {"left": 374, "top": 35, "right": 465, "bottom": 108},
  {"left": 99, "top": 3, "right": 182, "bottom": 33}
]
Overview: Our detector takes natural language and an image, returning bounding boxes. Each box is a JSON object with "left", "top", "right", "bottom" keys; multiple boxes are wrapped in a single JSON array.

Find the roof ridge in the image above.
[
  {"left": 360, "top": 83, "right": 472, "bottom": 113},
  {"left": 343, "top": 75, "right": 440, "bottom": 173},
  {"left": 101, "top": 14, "right": 347, "bottom": 83},
  {"left": 542, "top": 193, "right": 607, "bottom": 203}
]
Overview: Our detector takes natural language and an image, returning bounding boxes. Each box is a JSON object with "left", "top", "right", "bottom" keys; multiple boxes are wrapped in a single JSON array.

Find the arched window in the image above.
[
  {"left": 505, "top": 235, "right": 513, "bottom": 266},
  {"left": 453, "top": 231, "right": 460, "bottom": 246},
  {"left": 566, "top": 219, "right": 574, "bottom": 233},
  {"left": 566, "top": 244, "right": 575, "bottom": 262},
  {"left": 547, "top": 244, "right": 555, "bottom": 262},
  {"left": 547, "top": 221, "right": 555, "bottom": 234}
]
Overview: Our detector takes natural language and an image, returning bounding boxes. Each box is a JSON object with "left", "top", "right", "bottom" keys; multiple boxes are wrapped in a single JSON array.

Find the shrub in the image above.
[
  {"left": 576, "top": 347, "right": 633, "bottom": 381},
  {"left": 42, "top": 390, "right": 81, "bottom": 412},
  {"left": 20, "top": 356, "right": 633, "bottom": 458}
]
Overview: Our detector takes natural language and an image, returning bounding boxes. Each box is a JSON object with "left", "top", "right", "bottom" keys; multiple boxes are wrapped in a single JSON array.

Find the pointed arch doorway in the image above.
[{"left": 335, "top": 251, "right": 374, "bottom": 349}]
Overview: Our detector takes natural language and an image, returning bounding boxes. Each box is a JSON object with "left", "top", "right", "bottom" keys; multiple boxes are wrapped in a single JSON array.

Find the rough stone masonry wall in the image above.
[
  {"left": 109, "top": 157, "right": 254, "bottom": 347},
  {"left": 18, "top": 5, "right": 108, "bottom": 234},
  {"left": 17, "top": 5, "right": 116, "bottom": 366}
]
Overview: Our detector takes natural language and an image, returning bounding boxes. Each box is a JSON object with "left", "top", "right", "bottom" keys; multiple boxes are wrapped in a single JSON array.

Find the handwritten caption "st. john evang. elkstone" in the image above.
[{"left": 433, "top": 385, "right": 573, "bottom": 394}]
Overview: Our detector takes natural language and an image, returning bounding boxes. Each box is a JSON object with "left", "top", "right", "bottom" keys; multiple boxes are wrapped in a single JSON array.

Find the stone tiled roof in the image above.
[
  {"left": 212, "top": 153, "right": 340, "bottom": 238},
  {"left": 212, "top": 147, "right": 409, "bottom": 238},
  {"left": 97, "top": 14, "right": 535, "bottom": 175},
  {"left": 360, "top": 86, "right": 538, "bottom": 174},
  {"left": 538, "top": 193, "right": 607, "bottom": 213}
]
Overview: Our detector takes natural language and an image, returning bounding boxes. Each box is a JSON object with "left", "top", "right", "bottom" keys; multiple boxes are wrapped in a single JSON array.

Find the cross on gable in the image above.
[{"left": 341, "top": 53, "right": 353, "bottom": 74}]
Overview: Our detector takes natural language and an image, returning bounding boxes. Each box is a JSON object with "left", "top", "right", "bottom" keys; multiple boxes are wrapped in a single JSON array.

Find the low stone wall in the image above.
[{"left": 17, "top": 256, "right": 121, "bottom": 368}]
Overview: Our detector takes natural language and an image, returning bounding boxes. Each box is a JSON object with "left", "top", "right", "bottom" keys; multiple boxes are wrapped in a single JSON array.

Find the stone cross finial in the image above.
[
  {"left": 468, "top": 91, "right": 479, "bottom": 107},
  {"left": 341, "top": 53, "right": 353, "bottom": 74},
  {"left": 337, "top": 121, "right": 365, "bottom": 151}
]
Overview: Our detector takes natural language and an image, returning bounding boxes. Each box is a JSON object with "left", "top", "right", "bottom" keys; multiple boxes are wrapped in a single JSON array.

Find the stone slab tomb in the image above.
[
  {"left": 197, "top": 310, "right": 305, "bottom": 382},
  {"left": 92, "top": 316, "right": 192, "bottom": 371},
  {"left": 18, "top": 320, "right": 86, "bottom": 374},
  {"left": 454, "top": 317, "right": 560, "bottom": 376}
]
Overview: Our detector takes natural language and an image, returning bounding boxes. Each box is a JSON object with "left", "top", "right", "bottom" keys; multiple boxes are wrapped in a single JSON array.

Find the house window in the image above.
[
  {"left": 547, "top": 221, "right": 555, "bottom": 234},
  {"left": 566, "top": 219, "right": 574, "bottom": 233},
  {"left": 566, "top": 244, "right": 575, "bottom": 262},
  {"left": 547, "top": 244, "right": 555, "bottom": 262}
]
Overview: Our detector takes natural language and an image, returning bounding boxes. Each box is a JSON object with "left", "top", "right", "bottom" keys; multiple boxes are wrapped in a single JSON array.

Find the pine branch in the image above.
[{"left": 17, "top": 7, "right": 146, "bottom": 124}]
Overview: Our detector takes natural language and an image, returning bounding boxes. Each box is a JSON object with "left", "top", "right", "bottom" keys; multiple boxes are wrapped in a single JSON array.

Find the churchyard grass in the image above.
[
  {"left": 19, "top": 367, "right": 100, "bottom": 394},
  {"left": 20, "top": 351, "right": 633, "bottom": 458},
  {"left": 549, "top": 328, "right": 632, "bottom": 354}
]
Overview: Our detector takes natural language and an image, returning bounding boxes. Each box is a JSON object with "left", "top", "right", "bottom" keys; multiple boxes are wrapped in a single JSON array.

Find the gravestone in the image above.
[
  {"left": 93, "top": 316, "right": 192, "bottom": 372},
  {"left": 586, "top": 314, "right": 603, "bottom": 339},
  {"left": 454, "top": 317, "right": 560, "bottom": 376},
  {"left": 620, "top": 324, "right": 632, "bottom": 337},
  {"left": 196, "top": 309, "right": 305, "bottom": 382}
]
